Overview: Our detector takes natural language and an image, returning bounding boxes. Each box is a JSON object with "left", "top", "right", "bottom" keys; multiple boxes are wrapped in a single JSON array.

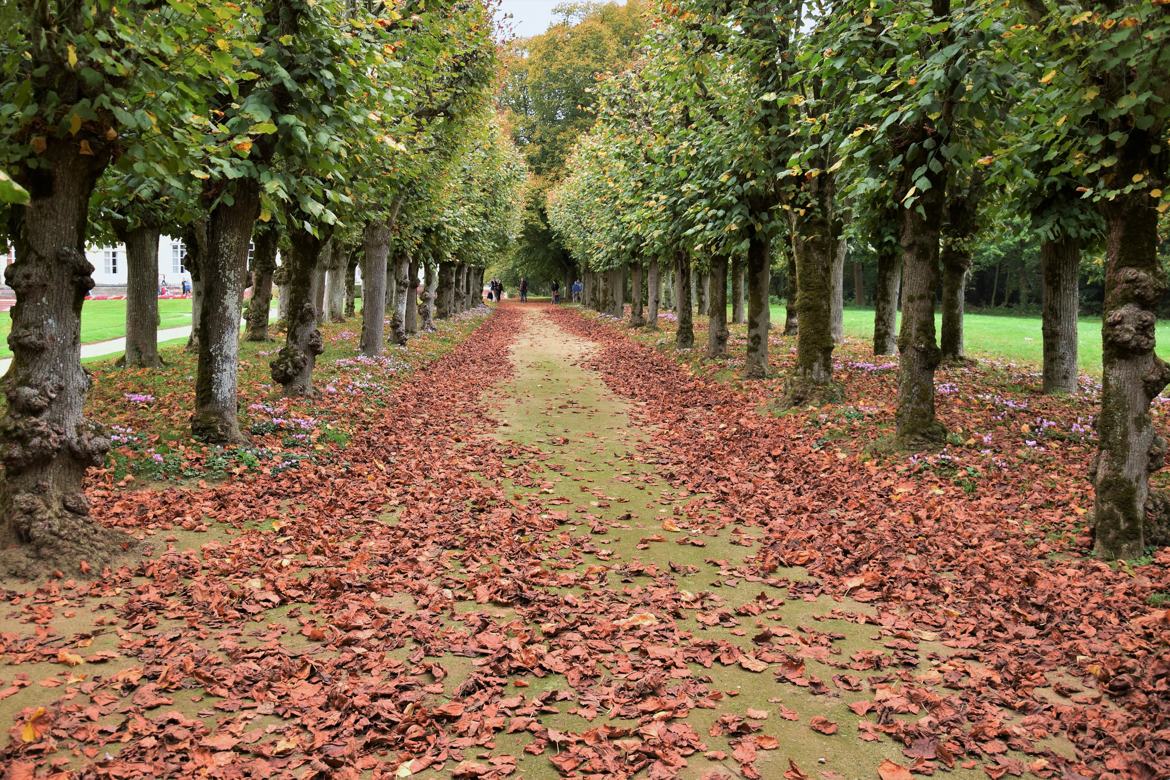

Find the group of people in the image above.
[
  {"left": 157, "top": 277, "right": 193, "bottom": 297},
  {"left": 487, "top": 278, "right": 505, "bottom": 302},
  {"left": 513, "top": 277, "right": 583, "bottom": 304}
]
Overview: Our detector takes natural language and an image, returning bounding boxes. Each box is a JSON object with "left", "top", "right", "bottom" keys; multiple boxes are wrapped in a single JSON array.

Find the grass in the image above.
[
  {"left": 766, "top": 304, "right": 1170, "bottom": 376},
  {"left": 0, "top": 298, "right": 195, "bottom": 359}
]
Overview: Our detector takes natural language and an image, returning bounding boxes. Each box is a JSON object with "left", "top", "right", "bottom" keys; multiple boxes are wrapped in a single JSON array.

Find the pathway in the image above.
[
  {"left": 0, "top": 325, "right": 192, "bottom": 375},
  {"left": 0, "top": 303, "right": 1116, "bottom": 777}
]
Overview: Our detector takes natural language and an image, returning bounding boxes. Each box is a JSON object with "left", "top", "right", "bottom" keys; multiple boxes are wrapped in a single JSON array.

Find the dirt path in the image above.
[{"left": 0, "top": 303, "right": 1103, "bottom": 777}]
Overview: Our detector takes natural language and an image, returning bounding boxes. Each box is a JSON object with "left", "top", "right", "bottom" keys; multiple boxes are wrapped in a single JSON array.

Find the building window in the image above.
[
  {"left": 172, "top": 241, "right": 187, "bottom": 274},
  {"left": 103, "top": 248, "right": 121, "bottom": 275}
]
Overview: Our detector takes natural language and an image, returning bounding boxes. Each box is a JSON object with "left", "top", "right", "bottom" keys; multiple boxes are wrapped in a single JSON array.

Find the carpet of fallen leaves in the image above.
[
  {"left": 545, "top": 305, "right": 1170, "bottom": 778},
  {"left": 0, "top": 301, "right": 1167, "bottom": 779}
]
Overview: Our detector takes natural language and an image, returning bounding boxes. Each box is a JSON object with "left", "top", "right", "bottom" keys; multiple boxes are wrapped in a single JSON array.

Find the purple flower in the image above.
[{"left": 124, "top": 392, "right": 154, "bottom": 404}]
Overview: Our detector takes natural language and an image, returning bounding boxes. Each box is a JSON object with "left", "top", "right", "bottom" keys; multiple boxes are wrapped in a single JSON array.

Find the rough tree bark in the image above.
[
  {"left": 608, "top": 267, "right": 625, "bottom": 319},
  {"left": 895, "top": 181, "right": 947, "bottom": 447},
  {"left": 311, "top": 255, "right": 327, "bottom": 325},
  {"left": 192, "top": 180, "right": 261, "bottom": 443},
  {"left": 120, "top": 223, "right": 163, "bottom": 368},
  {"left": 830, "top": 233, "right": 845, "bottom": 345},
  {"left": 360, "top": 221, "right": 392, "bottom": 356},
  {"left": 646, "top": 258, "right": 660, "bottom": 330},
  {"left": 1040, "top": 235, "right": 1080, "bottom": 394},
  {"left": 182, "top": 221, "right": 208, "bottom": 353},
  {"left": 853, "top": 261, "right": 865, "bottom": 307},
  {"left": 788, "top": 181, "right": 836, "bottom": 402},
  {"left": 275, "top": 264, "right": 290, "bottom": 324},
  {"left": 345, "top": 250, "right": 358, "bottom": 319},
  {"left": 696, "top": 271, "right": 708, "bottom": 317},
  {"left": 731, "top": 255, "right": 746, "bottom": 325},
  {"left": 270, "top": 223, "right": 331, "bottom": 397},
  {"left": 0, "top": 140, "right": 129, "bottom": 575},
  {"left": 391, "top": 251, "right": 410, "bottom": 344},
  {"left": 437, "top": 261, "right": 454, "bottom": 319},
  {"left": 245, "top": 227, "right": 278, "bottom": 342},
  {"left": 675, "top": 253, "right": 694, "bottom": 349},
  {"left": 783, "top": 239, "right": 798, "bottom": 337},
  {"left": 873, "top": 238, "right": 901, "bottom": 356},
  {"left": 940, "top": 175, "right": 983, "bottom": 361},
  {"left": 1092, "top": 177, "right": 1170, "bottom": 558},
  {"left": 745, "top": 228, "right": 771, "bottom": 378},
  {"left": 629, "top": 263, "right": 644, "bottom": 326},
  {"left": 421, "top": 260, "right": 437, "bottom": 331},
  {"left": 662, "top": 268, "right": 674, "bottom": 312},
  {"left": 707, "top": 255, "right": 729, "bottom": 358},
  {"left": 324, "top": 242, "right": 348, "bottom": 323},
  {"left": 405, "top": 256, "right": 419, "bottom": 334}
]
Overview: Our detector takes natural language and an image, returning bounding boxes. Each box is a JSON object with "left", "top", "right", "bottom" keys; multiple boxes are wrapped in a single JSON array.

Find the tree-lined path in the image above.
[{"left": 3, "top": 302, "right": 1166, "bottom": 777}]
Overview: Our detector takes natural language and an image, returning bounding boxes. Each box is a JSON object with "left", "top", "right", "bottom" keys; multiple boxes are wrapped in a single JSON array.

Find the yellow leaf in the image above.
[
  {"left": 1151, "top": 189, "right": 1162, "bottom": 198},
  {"left": 1040, "top": 70, "right": 1056, "bottom": 85},
  {"left": 259, "top": 208, "right": 271, "bottom": 223},
  {"left": 216, "top": 38, "right": 229, "bottom": 51},
  {"left": 233, "top": 138, "right": 253, "bottom": 155},
  {"left": 69, "top": 113, "right": 82, "bottom": 136},
  {"left": 1132, "top": 173, "right": 1145, "bottom": 184},
  {"left": 57, "top": 650, "right": 84, "bottom": 666},
  {"left": 67, "top": 44, "right": 78, "bottom": 69},
  {"left": 20, "top": 707, "right": 46, "bottom": 743}
]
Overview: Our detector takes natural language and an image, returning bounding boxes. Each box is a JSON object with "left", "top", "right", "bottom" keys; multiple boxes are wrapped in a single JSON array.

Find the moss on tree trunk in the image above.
[
  {"left": 731, "top": 255, "right": 746, "bottom": 325},
  {"left": 629, "top": 263, "right": 645, "bottom": 326},
  {"left": 783, "top": 240, "right": 798, "bottom": 337},
  {"left": 1093, "top": 150, "right": 1170, "bottom": 559},
  {"left": 873, "top": 238, "right": 901, "bottom": 356},
  {"left": 646, "top": 259, "right": 660, "bottom": 329},
  {"left": 406, "top": 257, "right": 420, "bottom": 334},
  {"left": 391, "top": 251, "right": 411, "bottom": 343},
  {"left": 787, "top": 182, "right": 836, "bottom": 402}
]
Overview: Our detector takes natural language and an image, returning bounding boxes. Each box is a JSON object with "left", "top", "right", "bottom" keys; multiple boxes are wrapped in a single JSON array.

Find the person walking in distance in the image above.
[{"left": 520, "top": 277, "right": 528, "bottom": 302}]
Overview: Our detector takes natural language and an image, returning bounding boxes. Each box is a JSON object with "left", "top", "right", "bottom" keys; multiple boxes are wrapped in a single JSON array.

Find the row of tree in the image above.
[
  {"left": 546, "top": 0, "right": 1170, "bottom": 560},
  {"left": 0, "top": 0, "right": 525, "bottom": 574}
]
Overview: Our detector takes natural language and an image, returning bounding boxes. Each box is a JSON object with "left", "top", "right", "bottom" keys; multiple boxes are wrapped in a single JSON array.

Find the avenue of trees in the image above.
[
  {"left": 0, "top": 0, "right": 524, "bottom": 575},
  {"left": 544, "top": 0, "right": 1170, "bottom": 560}
]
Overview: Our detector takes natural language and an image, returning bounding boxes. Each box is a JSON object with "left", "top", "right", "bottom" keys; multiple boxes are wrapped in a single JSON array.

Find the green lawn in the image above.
[
  {"left": 0, "top": 298, "right": 194, "bottom": 359},
  {"left": 765, "top": 305, "right": 1170, "bottom": 376}
]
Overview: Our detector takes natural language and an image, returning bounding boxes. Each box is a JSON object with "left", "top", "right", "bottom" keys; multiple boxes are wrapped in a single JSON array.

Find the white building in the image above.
[{"left": 86, "top": 235, "right": 191, "bottom": 292}]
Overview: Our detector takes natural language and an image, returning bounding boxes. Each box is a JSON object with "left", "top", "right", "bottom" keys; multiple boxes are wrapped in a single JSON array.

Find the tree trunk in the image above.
[
  {"left": 675, "top": 253, "right": 694, "bottom": 349},
  {"left": 405, "top": 257, "right": 419, "bottom": 334},
  {"left": 853, "top": 261, "right": 864, "bottom": 307},
  {"left": 895, "top": 183, "right": 947, "bottom": 446},
  {"left": 311, "top": 258, "right": 326, "bottom": 325},
  {"left": 1093, "top": 186, "right": 1170, "bottom": 559},
  {"left": 646, "top": 258, "right": 660, "bottom": 330},
  {"left": 437, "top": 261, "right": 454, "bottom": 319},
  {"left": 182, "top": 222, "right": 208, "bottom": 353},
  {"left": 707, "top": 255, "right": 729, "bottom": 358},
  {"left": 192, "top": 180, "right": 261, "bottom": 443},
  {"left": 122, "top": 224, "right": 163, "bottom": 368},
  {"left": 629, "top": 263, "right": 645, "bottom": 326},
  {"left": 345, "top": 250, "right": 358, "bottom": 319},
  {"left": 325, "top": 243, "right": 348, "bottom": 322},
  {"left": 697, "top": 271, "right": 708, "bottom": 317},
  {"left": 360, "top": 221, "right": 391, "bottom": 356},
  {"left": 745, "top": 229, "right": 771, "bottom": 378},
  {"left": 1040, "top": 235, "right": 1080, "bottom": 394},
  {"left": 422, "top": 260, "right": 437, "bottom": 331},
  {"left": 662, "top": 268, "right": 674, "bottom": 311},
  {"left": 830, "top": 234, "right": 845, "bottom": 344},
  {"left": 873, "top": 241, "right": 901, "bottom": 356},
  {"left": 391, "top": 251, "right": 410, "bottom": 344},
  {"left": 783, "top": 245, "right": 798, "bottom": 337},
  {"left": 270, "top": 222, "right": 330, "bottom": 397},
  {"left": 731, "top": 255, "right": 746, "bottom": 324},
  {"left": 789, "top": 188, "right": 835, "bottom": 401},
  {"left": 0, "top": 140, "right": 128, "bottom": 575},
  {"left": 609, "top": 267, "right": 625, "bottom": 318},
  {"left": 940, "top": 175, "right": 982, "bottom": 361},
  {"left": 245, "top": 227, "right": 278, "bottom": 342}
]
